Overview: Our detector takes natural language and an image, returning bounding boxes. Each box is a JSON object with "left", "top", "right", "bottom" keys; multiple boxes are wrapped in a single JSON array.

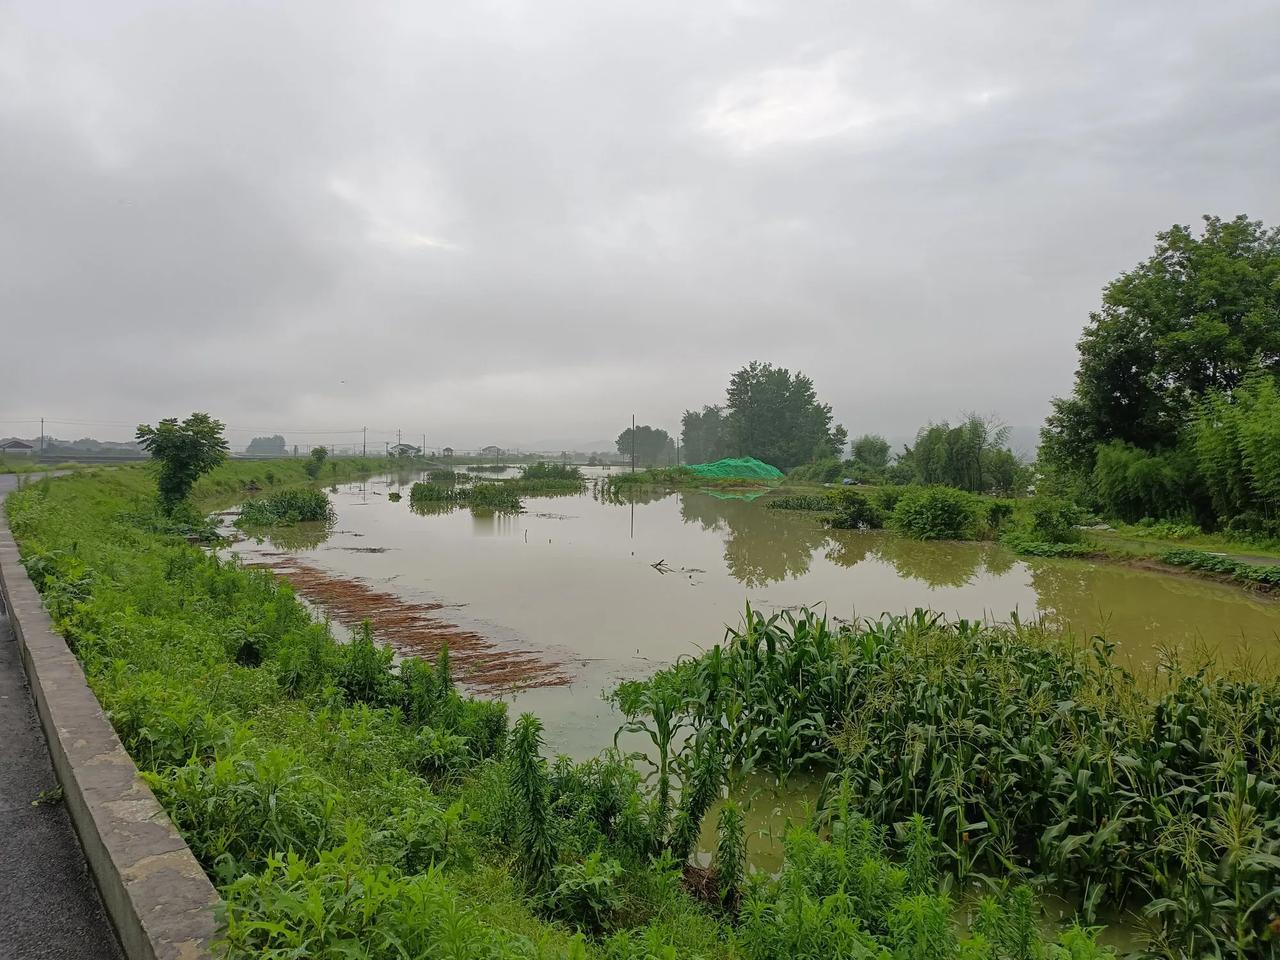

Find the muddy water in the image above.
[{"left": 230, "top": 473, "right": 1280, "bottom": 759}]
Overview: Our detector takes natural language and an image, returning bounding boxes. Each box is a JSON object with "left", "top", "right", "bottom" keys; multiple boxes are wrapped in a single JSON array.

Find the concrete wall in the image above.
[{"left": 0, "top": 508, "right": 218, "bottom": 960}]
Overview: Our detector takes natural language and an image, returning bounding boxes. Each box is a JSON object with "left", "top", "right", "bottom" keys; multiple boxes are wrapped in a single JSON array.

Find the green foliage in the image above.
[
  {"left": 723, "top": 362, "right": 847, "bottom": 470},
  {"left": 135, "top": 412, "right": 229, "bottom": 511},
  {"left": 851, "top": 434, "right": 890, "bottom": 474},
  {"left": 899, "top": 415, "right": 1027, "bottom": 495},
  {"left": 521, "top": 461, "right": 584, "bottom": 482},
  {"left": 617, "top": 425, "right": 675, "bottom": 467},
  {"left": 766, "top": 494, "right": 833, "bottom": 512},
  {"left": 1192, "top": 368, "right": 1280, "bottom": 525},
  {"left": 221, "top": 842, "right": 531, "bottom": 959},
  {"left": 304, "top": 445, "right": 329, "bottom": 480},
  {"left": 148, "top": 745, "right": 336, "bottom": 875},
  {"left": 627, "top": 605, "right": 1280, "bottom": 953},
  {"left": 551, "top": 850, "right": 624, "bottom": 932},
  {"left": 509, "top": 713, "right": 558, "bottom": 887},
  {"left": 827, "top": 489, "right": 884, "bottom": 530},
  {"left": 1091, "top": 440, "right": 1197, "bottom": 523},
  {"left": 890, "top": 486, "right": 980, "bottom": 540},
  {"left": 681, "top": 406, "right": 731, "bottom": 465},
  {"left": 409, "top": 480, "right": 523, "bottom": 513},
  {"left": 245, "top": 435, "right": 287, "bottom": 456},
  {"left": 714, "top": 800, "right": 745, "bottom": 908},
  {"left": 786, "top": 459, "right": 843, "bottom": 484},
  {"left": 1043, "top": 215, "right": 1280, "bottom": 478},
  {"left": 236, "top": 488, "right": 335, "bottom": 526},
  {"left": 1022, "top": 495, "right": 1083, "bottom": 544},
  {"left": 1160, "top": 548, "right": 1280, "bottom": 586}
]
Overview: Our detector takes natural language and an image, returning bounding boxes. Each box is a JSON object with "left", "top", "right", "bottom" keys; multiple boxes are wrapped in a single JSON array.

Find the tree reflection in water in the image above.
[{"left": 680, "top": 492, "right": 830, "bottom": 587}]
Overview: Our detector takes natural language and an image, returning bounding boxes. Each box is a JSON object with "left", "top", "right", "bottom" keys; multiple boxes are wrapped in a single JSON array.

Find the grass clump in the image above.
[
  {"left": 236, "top": 488, "right": 335, "bottom": 526},
  {"left": 409, "top": 480, "right": 523, "bottom": 513}
]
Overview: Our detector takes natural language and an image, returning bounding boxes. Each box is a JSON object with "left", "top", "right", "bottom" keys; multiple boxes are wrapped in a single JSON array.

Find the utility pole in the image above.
[
  {"left": 422, "top": 433, "right": 426, "bottom": 457},
  {"left": 362, "top": 426, "right": 367, "bottom": 457},
  {"left": 630, "top": 413, "right": 636, "bottom": 473},
  {"left": 40, "top": 417, "right": 44, "bottom": 455}
]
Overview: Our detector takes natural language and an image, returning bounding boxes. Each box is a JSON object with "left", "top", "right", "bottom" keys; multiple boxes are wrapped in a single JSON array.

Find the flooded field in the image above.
[{"left": 229, "top": 471, "right": 1280, "bottom": 759}]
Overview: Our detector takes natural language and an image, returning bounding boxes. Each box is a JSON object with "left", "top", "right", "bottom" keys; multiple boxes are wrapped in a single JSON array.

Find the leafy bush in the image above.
[
  {"left": 787, "top": 459, "right": 842, "bottom": 484},
  {"left": 550, "top": 850, "right": 623, "bottom": 931},
  {"left": 826, "top": 489, "right": 883, "bottom": 530},
  {"left": 889, "top": 487, "right": 979, "bottom": 540},
  {"left": 1023, "top": 495, "right": 1083, "bottom": 543}
]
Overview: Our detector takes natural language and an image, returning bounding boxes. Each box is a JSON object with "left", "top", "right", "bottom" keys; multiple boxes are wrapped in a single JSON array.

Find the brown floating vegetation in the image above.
[{"left": 249, "top": 554, "right": 572, "bottom": 691}]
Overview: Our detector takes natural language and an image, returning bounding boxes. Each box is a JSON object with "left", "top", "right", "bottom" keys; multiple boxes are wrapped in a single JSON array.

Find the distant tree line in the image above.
[{"left": 246, "top": 434, "right": 287, "bottom": 456}]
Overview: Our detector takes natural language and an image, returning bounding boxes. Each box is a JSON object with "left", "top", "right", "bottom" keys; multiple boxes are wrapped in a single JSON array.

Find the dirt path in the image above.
[{"left": 249, "top": 554, "right": 573, "bottom": 692}]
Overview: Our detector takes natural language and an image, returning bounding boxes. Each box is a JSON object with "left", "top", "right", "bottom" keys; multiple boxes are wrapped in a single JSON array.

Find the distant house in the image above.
[
  {"left": 480, "top": 445, "right": 504, "bottom": 456},
  {"left": 442, "top": 446, "right": 454, "bottom": 458},
  {"left": 388, "top": 443, "right": 421, "bottom": 457},
  {"left": 0, "top": 439, "right": 34, "bottom": 456}
]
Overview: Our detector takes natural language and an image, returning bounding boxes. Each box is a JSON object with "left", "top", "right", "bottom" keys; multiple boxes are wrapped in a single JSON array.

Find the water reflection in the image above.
[
  {"left": 240, "top": 520, "right": 333, "bottom": 551},
  {"left": 869, "top": 536, "right": 991, "bottom": 589},
  {"left": 681, "top": 494, "right": 831, "bottom": 587}
]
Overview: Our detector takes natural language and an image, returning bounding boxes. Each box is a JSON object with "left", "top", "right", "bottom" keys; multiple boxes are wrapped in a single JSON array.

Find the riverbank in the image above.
[
  {"left": 3, "top": 463, "right": 1164, "bottom": 958},
  {"left": 13, "top": 463, "right": 1280, "bottom": 955}
]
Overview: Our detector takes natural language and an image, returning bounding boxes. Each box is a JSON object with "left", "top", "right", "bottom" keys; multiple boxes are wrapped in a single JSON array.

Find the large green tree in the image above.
[
  {"left": 680, "top": 406, "right": 729, "bottom": 465},
  {"left": 900, "top": 415, "right": 1025, "bottom": 494},
  {"left": 851, "top": 434, "right": 890, "bottom": 473},
  {"left": 616, "top": 425, "right": 673, "bottom": 467},
  {"left": 1041, "top": 215, "right": 1280, "bottom": 480},
  {"left": 136, "top": 412, "right": 229, "bottom": 510},
  {"left": 246, "top": 434, "right": 287, "bottom": 456},
  {"left": 722, "top": 362, "right": 846, "bottom": 471}
]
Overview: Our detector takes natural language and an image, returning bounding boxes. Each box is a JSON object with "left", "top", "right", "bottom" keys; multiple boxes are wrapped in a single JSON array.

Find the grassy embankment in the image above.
[
  {"left": 2, "top": 463, "right": 1137, "bottom": 958},
  {"left": 0, "top": 455, "right": 83, "bottom": 474}
]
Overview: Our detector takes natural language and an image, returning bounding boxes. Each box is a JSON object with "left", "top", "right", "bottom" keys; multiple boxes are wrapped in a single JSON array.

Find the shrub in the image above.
[
  {"left": 550, "top": 850, "right": 624, "bottom": 932},
  {"left": 827, "top": 489, "right": 884, "bottom": 530},
  {"left": 1023, "top": 495, "right": 1083, "bottom": 544},
  {"left": 303, "top": 446, "right": 328, "bottom": 480},
  {"left": 889, "top": 487, "right": 979, "bottom": 540}
]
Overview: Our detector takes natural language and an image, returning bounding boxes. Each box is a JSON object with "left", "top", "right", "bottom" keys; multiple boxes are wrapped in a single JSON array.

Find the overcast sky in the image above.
[{"left": 2, "top": 1, "right": 1278, "bottom": 451}]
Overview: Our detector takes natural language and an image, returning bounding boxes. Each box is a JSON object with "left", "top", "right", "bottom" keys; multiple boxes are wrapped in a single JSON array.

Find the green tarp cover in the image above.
[{"left": 685, "top": 457, "right": 784, "bottom": 480}]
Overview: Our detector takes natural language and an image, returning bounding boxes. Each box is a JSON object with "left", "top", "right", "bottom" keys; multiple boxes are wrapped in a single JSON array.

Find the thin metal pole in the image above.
[{"left": 630, "top": 413, "right": 635, "bottom": 473}]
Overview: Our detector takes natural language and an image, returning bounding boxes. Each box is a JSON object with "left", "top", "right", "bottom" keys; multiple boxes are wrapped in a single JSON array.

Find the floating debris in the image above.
[{"left": 248, "top": 556, "right": 571, "bottom": 692}]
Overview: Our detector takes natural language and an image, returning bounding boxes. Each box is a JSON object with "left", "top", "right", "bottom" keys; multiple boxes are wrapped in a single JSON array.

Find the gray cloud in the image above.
[{"left": 2, "top": 0, "right": 1278, "bottom": 451}]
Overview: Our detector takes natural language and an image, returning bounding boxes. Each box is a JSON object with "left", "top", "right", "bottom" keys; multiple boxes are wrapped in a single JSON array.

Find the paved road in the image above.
[{"left": 0, "top": 473, "right": 123, "bottom": 959}]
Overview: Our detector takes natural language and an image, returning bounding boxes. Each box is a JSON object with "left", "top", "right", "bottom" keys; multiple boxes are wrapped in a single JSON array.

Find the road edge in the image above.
[{"left": 0, "top": 499, "right": 218, "bottom": 960}]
